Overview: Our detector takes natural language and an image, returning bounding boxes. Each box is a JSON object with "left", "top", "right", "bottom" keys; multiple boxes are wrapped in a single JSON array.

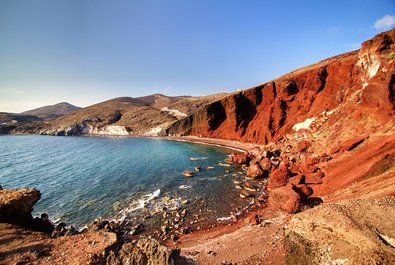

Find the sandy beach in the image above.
[{"left": 164, "top": 135, "right": 260, "bottom": 152}]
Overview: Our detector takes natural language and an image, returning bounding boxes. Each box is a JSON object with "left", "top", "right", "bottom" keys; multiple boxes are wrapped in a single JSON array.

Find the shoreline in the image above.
[{"left": 161, "top": 135, "right": 259, "bottom": 153}]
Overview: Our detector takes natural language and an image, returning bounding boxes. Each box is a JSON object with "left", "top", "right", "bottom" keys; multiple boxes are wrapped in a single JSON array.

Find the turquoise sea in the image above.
[{"left": 0, "top": 135, "right": 246, "bottom": 227}]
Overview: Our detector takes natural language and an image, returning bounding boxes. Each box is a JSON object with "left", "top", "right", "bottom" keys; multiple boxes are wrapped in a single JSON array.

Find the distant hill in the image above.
[
  {"left": 0, "top": 112, "right": 43, "bottom": 134},
  {"left": 0, "top": 112, "right": 42, "bottom": 123},
  {"left": 166, "top": 93, "right": 229, "bottom": 115},
  {"left": 22, "top": 102, "right": 80, "bottom": 120},
  {"left": 35, "top": 93, "right": 228, "bottom": 136},
  {"left": 135, "top": 94, "right": 190, "bottom": 109}
]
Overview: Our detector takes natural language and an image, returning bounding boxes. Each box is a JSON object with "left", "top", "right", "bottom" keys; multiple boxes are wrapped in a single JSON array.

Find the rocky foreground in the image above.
[{"left": 0, "top": 187, "right": 192, "bottom": 264}]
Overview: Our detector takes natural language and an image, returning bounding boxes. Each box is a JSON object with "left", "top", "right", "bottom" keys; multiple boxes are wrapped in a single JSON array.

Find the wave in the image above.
[
  {"left": 216, "top": 216, "right": 232, "bottom": 222},
  {"left": 179, "top": 185, "right": 192, "bottom": 190},
  {"left": 190, "top": 157, "right": 208, "bottom": 160},
  {"left": 119, "top": 189, "right": 161, "bottom": 219}
]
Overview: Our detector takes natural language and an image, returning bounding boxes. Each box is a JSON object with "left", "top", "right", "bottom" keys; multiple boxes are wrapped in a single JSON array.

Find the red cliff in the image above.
[{"left": 166, "top": 29, "right": 395, "bottom": 145}]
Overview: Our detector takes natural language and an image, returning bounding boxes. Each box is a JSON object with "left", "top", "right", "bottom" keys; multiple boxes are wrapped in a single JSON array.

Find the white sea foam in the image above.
[
  {"left": 216, "top": 216, "right": 232, "bottom": 222},
  {"left": 119, "top": 189, "right": 161, "bottom": 219},
  {"left": 179, "top": 185, "right": 192, "bottom": 190},
  {"left": 190, "top": 157, "right": 208, "bottom": 160}
]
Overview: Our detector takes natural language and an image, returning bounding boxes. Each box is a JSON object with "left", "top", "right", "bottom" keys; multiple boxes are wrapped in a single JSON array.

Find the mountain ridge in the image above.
[{"left": 21, "top": 102, "right": 80, "bottom": 120}]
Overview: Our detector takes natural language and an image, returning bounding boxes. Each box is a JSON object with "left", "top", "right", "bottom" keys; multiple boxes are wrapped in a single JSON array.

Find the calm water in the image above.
[{"left": 0, "top": 135, "right": 245, "bottom": 226}]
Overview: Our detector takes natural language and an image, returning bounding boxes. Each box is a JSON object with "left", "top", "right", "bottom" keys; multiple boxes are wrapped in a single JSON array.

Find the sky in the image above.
[{"left": 0, "top": 0, "right": 394, "bottom": 112}]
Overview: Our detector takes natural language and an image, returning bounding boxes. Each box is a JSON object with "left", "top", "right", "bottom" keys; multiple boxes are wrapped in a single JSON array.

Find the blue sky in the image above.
[{"left": 0, "top": 0, "right": 394, "bottom": 112}]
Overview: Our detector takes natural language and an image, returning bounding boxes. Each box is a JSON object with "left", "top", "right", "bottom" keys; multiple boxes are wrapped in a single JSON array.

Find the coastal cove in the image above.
[{"left": 0, "top": 135, "right": 254, "bottom": 231}]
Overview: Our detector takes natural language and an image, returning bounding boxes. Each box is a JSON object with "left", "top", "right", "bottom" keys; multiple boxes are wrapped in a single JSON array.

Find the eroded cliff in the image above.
[{"left": 166, "top": 29, "right": 395, "bottom": 146}]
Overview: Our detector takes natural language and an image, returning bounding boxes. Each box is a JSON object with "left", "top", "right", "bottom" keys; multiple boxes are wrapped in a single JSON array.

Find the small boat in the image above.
[{"left": 194, "top": 166, "right": 202, "bottom": 172}]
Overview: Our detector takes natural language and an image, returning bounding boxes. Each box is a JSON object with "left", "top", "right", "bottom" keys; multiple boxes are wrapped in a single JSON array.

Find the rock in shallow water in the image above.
[
  {"left": 246, "top": 164, "right": 265, "bottom": 179},
  {"left": 182, "top": 170, "right": 194, "bottom": 177}
]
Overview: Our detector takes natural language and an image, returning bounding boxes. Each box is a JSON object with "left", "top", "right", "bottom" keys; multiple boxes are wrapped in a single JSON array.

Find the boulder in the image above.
[
  {"left": 269, "top": 185, "right": 302, "bottom": 213},
  {"left": 297, "top": 140, "right": 311, "bottom": 152},
  {"left": 230, "top": 152, "right": 252, "bottom": 164},
  {"left": 244, "top": 182, "right": 257, "bottom": 191},
  {"left": 259, "top": 158, "right": 272, "bottom": 171},
  {"left": 304, "top": 171, "right": 324, "bottom": 184},
  {"left": 306, "top": 156, "right": 319, "bottom": 166},
  {"left": 106, "top": 238, "right": 187, "bottom": 264},
  {"left": 289, "top": 174, "right": 304, "bottom": 185},
  {"left": 329, "top": 145, "right": 341, "bottom": 155},
  {"left": 295, "top": 184, "right": 313, "bottom": 197},
  {"left": 0, "top": 188, "right": 41, "bottom": 228},
  {"left": 340, "top": 137, "right": 365, "bottom": 151},
  {"left": 246, "top": 163, "right": 265, "bottom": 179},
  {"left": 284, "top": 197, "right": 395, "bottom": 264},
  {"left": 182, "top": 171, "right": 194, "bottom": 177},
  {"left": 246, "top": 212, "right": 261, "bottom": 226},
  {"left": 268, "top": 167, "right": 290, "bottom": 191},
  {"left": 288, "top": 163, "right": 301, "bottom": 175}
]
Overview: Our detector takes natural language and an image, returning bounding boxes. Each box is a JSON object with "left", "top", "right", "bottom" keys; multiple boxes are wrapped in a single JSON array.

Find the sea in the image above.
[{"left": 0, "top": 135, "right": 249, "bottom": 230}]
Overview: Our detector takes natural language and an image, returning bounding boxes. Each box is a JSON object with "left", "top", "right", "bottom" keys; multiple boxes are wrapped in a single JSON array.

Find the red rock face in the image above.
[{"left": 166, "top": 29, "right": 395, "bottom": 144}]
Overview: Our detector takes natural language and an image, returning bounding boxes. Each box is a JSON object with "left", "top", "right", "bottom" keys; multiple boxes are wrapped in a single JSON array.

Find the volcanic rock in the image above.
[
  {"left": 259, "top": 157, "right": 272, "bottom": 171},
  {"left": 295, "top": 184, "right": 313, "bottom": 197},
  {"left": 268, "top": 167, "right": 290, "bottom": 191},
  {"left": 289, "top": 174, "right": 304, "bottom": 185},
  {"left": 246, "top": 163, "right": 265, "bottom": 179},
  {"left": 304, "top": 171, "right": 324, "bottom": 184},
  {"left": 296, "top": 140, "right": 311, "bottom": 152},
  {"left": 269, "top": 185, "right": 302, "bottom": 213},
  {"left": 340, "top": 137, "right": 366, "bottom": 151},
  {"left": 230, "top": 152, "right": 252, "bottom": 164}
]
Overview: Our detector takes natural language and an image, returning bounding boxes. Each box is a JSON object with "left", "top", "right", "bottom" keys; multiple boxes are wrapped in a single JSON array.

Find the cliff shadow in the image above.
[
  {"left": 235, "top": 94, "right": 257, "bottom": 136},
  {"left": 206, "top": 101, "right": 227, "bottom": 131}
]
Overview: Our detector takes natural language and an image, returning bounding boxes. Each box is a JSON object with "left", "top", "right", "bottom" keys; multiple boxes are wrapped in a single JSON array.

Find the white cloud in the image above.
[
  {"left": 374, "top": 15, "right": 395, "bottom": 30},
  {"left": 0, "top": 88, "right": 25, "bottom": 94}
]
